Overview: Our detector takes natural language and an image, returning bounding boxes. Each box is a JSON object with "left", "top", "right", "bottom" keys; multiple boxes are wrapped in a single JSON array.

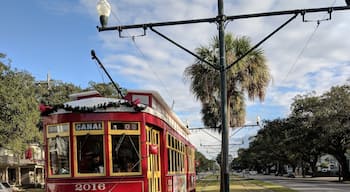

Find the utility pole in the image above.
[{"left": 217, "top": 1, "right": 229, "bottom": 190}]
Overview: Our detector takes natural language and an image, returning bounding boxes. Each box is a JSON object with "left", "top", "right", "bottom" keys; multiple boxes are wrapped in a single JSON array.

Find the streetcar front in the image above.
[
  {"left": 41, "top": 90, "right": 196, "bottom": 192},
  {"left": 42, "top": 91, "right": 146, "bottom": 192}
]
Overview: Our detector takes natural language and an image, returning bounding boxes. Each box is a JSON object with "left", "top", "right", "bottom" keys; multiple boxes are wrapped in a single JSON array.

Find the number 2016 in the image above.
[{"left": 75, "top": 183, "right": 106, "bottom": 191}]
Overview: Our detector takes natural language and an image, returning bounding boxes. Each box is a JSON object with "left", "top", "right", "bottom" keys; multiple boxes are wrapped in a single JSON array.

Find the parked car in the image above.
[{"left": 0, "top": 182, "right": 13, "bottom": 192}]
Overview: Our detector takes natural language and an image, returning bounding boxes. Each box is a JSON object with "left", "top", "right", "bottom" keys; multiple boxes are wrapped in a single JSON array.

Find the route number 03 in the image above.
[{"left": 75, "top": 183, "right": 106, "bottom": 191}]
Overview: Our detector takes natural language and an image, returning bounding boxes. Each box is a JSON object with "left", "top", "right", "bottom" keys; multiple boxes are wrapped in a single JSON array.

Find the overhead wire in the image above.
[
  {"left": 282, "top": 0, "right": 337, "bottom": 82},
  {"left": 282, "top": 23, "right": 320, "bottom": 82},
  {"left": 109, "top": 9, "right": 174, "bottom": 106}
]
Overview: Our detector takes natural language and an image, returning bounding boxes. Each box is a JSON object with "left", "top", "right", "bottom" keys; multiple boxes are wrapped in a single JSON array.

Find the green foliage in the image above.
[
  {"left": 235, "top": 84, "right": 350, "bottom": 180},
  {"left": 195, "top": 150, "right": 217, "bottom": 172},
  {"left": 0, "top": 54, "right": 41, "bottom": 153},
  {"left": 289, "top": 85, "right": 350, "bottom": 179},
  {"left": 37, "top": 80, "right": 82, "bottom": 105},
  {"left": 37, "top": 80, "right": 126, "bottom": 106},
  {"left": 236, "top": 118, "right": 292, "bottom": 172},
  {"left": 87, "top": 81, "right": 126, "bottom": 98},
  {"left": 0, "top": 53, "right": 128, "bottom": 155},
  {"left": 184, "top": 33, "right": 271, "bottom": 131}
]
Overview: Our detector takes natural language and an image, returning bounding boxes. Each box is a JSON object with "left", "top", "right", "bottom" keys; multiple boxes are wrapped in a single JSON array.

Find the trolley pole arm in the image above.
[{"left": 91, "top": 49, "right": 125, "bottom": 99}]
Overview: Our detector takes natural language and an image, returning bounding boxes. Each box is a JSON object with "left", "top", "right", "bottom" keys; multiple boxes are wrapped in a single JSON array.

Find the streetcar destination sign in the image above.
[{"left": 75, "top": 122, "right": 102, "bottom": 131}]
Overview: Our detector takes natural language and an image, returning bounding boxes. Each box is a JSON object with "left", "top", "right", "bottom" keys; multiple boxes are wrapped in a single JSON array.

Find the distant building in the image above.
[{"left": 0, "top": 144, "right": 44, "bottom": 188}]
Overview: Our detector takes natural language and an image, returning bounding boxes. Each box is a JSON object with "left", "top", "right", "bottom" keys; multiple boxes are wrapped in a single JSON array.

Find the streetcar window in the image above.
[
  {"left": 109, "top": 122, "right": 141, "bottom": 175},
  {"left": 112, "top": 135, "right": 140, "bottom": 173},
  {"left": 167, "top": 134, "right": 185, "bottom": 174},
  {"left": 74, "top": 122, "right": 105, "bottom": 175},
  {"left": 187, "top": 147, "right": 195, "bottom": 173},
  {"left": 47, "top": 124, "right": 70, "bottom": 177},
  {"left": 132, "top": 94, "right": 149, "bottom": 105},
  {"left": 111, "top": 122, "right": 139, "bottom": 130},
  {"left": 76, "top": 135, "right": 104, "bottom": 174}
]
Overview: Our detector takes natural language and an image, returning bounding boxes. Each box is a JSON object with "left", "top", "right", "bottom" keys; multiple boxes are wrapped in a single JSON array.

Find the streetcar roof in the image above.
[{"left": 44, "top": 90, "right": 191, "bottom": 137}]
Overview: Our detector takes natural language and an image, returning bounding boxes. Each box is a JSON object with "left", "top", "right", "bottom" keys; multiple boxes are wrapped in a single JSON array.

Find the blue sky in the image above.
[{"left": 1, "top": 0, "right": 350, "bottom": 159}]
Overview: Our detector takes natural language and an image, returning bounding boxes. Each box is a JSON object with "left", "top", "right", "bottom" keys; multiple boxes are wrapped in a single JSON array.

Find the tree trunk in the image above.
[
  {"left": 301, "top": 162, "right": 306, "bottom": 178},
  {"left": 332, "top": 152, "right": 350, "bottom": 181},
  {"left": 338, "top": 154, "right": 350, "bottom": 181},
  {"left": 310, "top": 155, "right": 318, "bottom": 177}
]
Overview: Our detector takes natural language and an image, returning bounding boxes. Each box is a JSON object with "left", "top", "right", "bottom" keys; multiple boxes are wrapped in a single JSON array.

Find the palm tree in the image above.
[{"left": 184, "top": 33, "right": 271, "bottom": 131}]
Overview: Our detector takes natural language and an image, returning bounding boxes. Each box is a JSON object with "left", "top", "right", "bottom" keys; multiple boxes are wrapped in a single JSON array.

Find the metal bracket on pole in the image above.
[
  {"left": 302, "top": 8, "right": 333, "bottom": 23},
  {"left": 118, "top": 25, "right": 147, "bottom": 38}
]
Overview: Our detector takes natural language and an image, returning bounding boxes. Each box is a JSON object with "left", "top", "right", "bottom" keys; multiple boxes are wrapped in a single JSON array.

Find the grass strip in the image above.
[{"left": 196, "top": 174, "right": 296, "bottom": 192}]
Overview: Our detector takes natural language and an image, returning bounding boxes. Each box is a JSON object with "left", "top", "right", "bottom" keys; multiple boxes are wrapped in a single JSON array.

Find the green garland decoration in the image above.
[{"left": 40, "top": 100, "right": 139, "bottom": 116}]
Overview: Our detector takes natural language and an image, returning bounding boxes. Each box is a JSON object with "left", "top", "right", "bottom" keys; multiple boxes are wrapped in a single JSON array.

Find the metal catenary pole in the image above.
[{"left": 217, "top": 0, "right": 229, "bottom": 191}]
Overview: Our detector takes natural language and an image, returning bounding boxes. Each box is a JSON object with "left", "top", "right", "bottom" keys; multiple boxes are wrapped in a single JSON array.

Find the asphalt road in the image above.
[{"left": 247, "top": 174, "right": 350, "bottom": 192}]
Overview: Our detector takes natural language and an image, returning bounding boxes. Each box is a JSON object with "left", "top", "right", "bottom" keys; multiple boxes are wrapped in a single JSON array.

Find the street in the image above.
[{"left": 248, "top": 174, "right": 350, "bottom": 192}]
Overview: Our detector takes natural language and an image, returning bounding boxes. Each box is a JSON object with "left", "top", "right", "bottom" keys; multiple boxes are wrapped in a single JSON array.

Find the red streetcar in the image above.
[{"left": 41, "top": 90, "right": 196, "bottom": 192}]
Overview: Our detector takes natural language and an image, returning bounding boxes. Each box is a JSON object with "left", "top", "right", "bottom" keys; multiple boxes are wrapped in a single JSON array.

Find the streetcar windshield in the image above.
[
  {"left": 112, "top": 135, "right": 140, "bottom": 172},
  {"left": 110, "top": 122, "right": 141, "bottom": 174},
  {"left": 74, "top": 122, "right": 105, "bottom": 175},
  {"left": 76, "top": 135, "right": 104, "bottom": 174}
]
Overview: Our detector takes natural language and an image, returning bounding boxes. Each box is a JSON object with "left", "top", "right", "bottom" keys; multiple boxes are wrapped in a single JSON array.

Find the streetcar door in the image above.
[{"left": 147, "top": 126, "right": 161, "bottom": 192}]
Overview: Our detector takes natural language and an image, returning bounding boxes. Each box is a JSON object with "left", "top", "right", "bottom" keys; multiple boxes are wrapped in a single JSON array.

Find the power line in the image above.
[
  {"left": 282, "top": 23, "right": 320, "bottom": 82},
  {"left": 283, "top": 0, "right": 337, "bottom": 82},
  {"left": 109, "top": 10, "right": 174, "bottom": 105}
]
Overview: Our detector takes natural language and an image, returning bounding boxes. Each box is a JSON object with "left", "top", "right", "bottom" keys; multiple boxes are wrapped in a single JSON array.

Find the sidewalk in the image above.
[
  {"left": 247, "top": 173, "right": 347, "bottom": 183},
  {"left": 294, "top": 175, "right": 348, "bottom": 182}
]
